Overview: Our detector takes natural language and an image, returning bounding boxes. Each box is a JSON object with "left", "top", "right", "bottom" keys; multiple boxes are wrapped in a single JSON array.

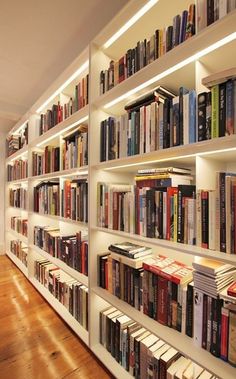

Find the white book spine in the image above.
[{"left": 193, "top": 289, "right": 204, "bottom": 347}]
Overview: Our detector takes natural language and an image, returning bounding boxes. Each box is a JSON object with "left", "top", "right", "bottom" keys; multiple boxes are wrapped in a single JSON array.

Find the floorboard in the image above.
[{"left": 0, "top": 255, "right": 114, "bottom": 379}]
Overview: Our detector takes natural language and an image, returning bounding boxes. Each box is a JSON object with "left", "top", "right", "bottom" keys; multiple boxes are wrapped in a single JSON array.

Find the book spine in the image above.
[{"left": 211, "top": 85, "right": 219, "bottom": 138}]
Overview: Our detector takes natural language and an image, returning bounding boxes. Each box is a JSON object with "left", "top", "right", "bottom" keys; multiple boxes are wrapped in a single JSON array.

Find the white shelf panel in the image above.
[
  {"left": 6, "top": 145, "right": 28, "bottom": 164},
  {"left": 92, "top": 10, "right": 236, "bottom": 114},
  {"left": 6, "top": 251, "right": 28, "bottom": 278},
  {"left": 8, "top": 206, "right": 28, "bottom": 212},
  {"left": 91, "top": 344, "right": 132, "bottom": 379},
  {"left": 30, "top": 105, "right": 89, "bottom": 147},
  {"left": 30, "top": 244, "right": 88, "bottom": 286},
  {"left": 29, "top": 166, "right": 88, "bottom": 181},
  {"left": 93, "top": 226, "right": 236, "bottom": 266},
  {"left": 6, "top": 178, "right": 28, "bottom": 185},
  {"left": 6, "top": 229, "right": 28, "bottom": 245},
  {"left": 29, "top": 277, "right": 89, "bottom": 346},
  {"left": 93, "top": 134, "right": 236, "bottom": 172},
  {"left": 29, "top": 211, "right": 88, "bottom": 228},
  {"left": 92, "top": 286, "right": 235, "bottom": 379}
]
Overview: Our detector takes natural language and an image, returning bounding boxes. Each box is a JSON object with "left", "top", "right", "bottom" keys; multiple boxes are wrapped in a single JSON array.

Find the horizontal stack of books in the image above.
[
  {"left": 6, "top": 123, "right": 28, "bottom": 157},
  {"left": 34, "top": 258, "right": 88, "bottom": 330}
]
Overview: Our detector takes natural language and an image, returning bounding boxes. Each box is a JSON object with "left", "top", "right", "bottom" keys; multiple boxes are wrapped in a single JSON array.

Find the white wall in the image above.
[{"left": 0, "top": 132, "right": 5, "bottom": 254}]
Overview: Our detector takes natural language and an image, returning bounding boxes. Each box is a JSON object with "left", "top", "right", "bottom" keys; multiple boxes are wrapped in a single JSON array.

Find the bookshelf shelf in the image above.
[
  {"left": 29, "top": 211, "right": 88, "bottom": 227},
  {"left": 92, "top": 286, "right": 236, "bottom": 379},
  {"left": 91, "top": 344, "right": 132, "bottom": 379},
  {"left": 28, "top": 166, "right": 88, "bottom": 181},
  {"left": 93, "top": 226, "right": 236, "bottom": 266},
  {"left": 6, "top": 229, "right": 28, "bottom": 245},
  {"left": 6, "top": 251, "right": 28, "bottom": 278},
  {"left": 4, "top": 2, "right": 236, "bottom": 378},
  {"left": 29, "top": 278, "right": 89, "bottom": 346},
  {"left": 30, "top": 245, "right": 88, "bottom": 286},
  {"left": 5, "top": 145, "right": 28, "bottom": 165},
  {"left": 92, "top": 134, "right": 236, "bottom": 172},
  {"left": 30, "top": 105, "right": 89, "bottom": 148}
]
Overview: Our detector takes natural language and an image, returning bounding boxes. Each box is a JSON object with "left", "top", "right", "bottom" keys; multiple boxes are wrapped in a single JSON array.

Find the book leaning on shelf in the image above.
[
  {"left": 7, "top": 158, "right": 28, "bottom": 181},
  {"left": 38, "top": 73, "right": 89, "bottom": 136},
  {"left": 62, "top": 124, "right": 88, "bottom": 169},
  {"left": 33, "top": 181, "right": 60, "bottom": 216},
  {"left": 99, "top": 305, "right": 217, "bottom": 378},
  {"left": 34, "top": 258, "right": 88, "bottom": 330},
  {"left": 100, "top": 4, "right": 196, "bottom": 94},
  {"left": 198, "top": 69, "right": 236, "bottom": 141},
  {"left": 9, "top": 186, "right": 27, "bottom": 209},
  {"left": 32, "top": 145, "right": 60, "bottom": 176},
  {"left": 34, "top": 227, "right": 88, "bottom": 276},
  {"left": 10, "top": 240, "right": 28, "bottom": 267},
  {"left": 100, "top": 86, "right": 196, "bottom": 162}
]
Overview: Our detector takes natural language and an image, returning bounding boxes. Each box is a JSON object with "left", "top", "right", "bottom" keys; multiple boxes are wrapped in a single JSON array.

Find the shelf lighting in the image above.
[
  {"left": 8, "top": 150, "right": 28, "bottom": 163},
  {"left": 103, "top": 146, "right": 236, "bottom": 171},
  {"left": 103, "top": 0, "right": 159, "bottom": 49},
  {"left": 36, "top": 115, "right": 89, "bottom": 147},
  {"left": 36, "top": 60, "right": 89, "bottom": 114},
  {"left": 104, "top": 31, "right": 236, "bottom": 109},
  {"left": 13, "top": 120, "right": 29, "bottom": 135}
]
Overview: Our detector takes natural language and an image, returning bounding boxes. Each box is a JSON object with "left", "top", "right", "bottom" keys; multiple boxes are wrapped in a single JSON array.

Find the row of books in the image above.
[
  {"left": 197, "top": 0, "right": 236, "bottom": 32},
  {"left": 34, "top": 227, "right": 88, "bottom": 276},
  {"left": 34, "top": 181, "right": 60, "bottom": 216},
  {"left": 61, "top": 179, "right": 88, "bottom": 223},
  {"left": 62, "top": 125, "right": 88, "bottom": 169},
  {"left": 192, "top": 257, "right": 236, "bottom": 366},
  {"left": 6, "top": 123, "right": 28, "bottom": 157},
  {"left": 99, "top": 245, "right": 236, "bottom": 367},
  {"left": 32, "top": 146, "right": 60, "bottom": 176},
  {"left": 9, "top": 187, "right": 27, "bottom": 209},
  {"left": 99, "top": 4, "right": 195, "bottom": 94},
  {"left": 39, "top": 74, "right": 89, "bottom": 136},
  {"left": 34, "top": 258, "right": 88, "bottom": 330},
  {"left": 100, "top": 86, "right": 196, "bottom": 161},
  {"left": 10, "top": 240, "right": 28, "bottom": 267},
  {"left": 100, "top": 305, "right": 218, "bottom": 379},
  {"left": 198, "top": 77, "right": 236, "bottom": 141},
  {"left": 7, "top": 159, "right": 28, "bottom": 181},
  {"left": 196, "top": 172, "right": 236, "bottom": 254},
  {"left": 97, "top": 180, "right": 196, "bottom": 246},
  {"left": 11, "top": 216, "right": 28, "bottom": 237},
  {"left": 99, "top": 250, "right": 193, "bottom": 336}
]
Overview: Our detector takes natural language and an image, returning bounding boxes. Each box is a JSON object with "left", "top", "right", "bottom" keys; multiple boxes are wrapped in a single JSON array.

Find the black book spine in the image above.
[
  {"left": 186, "top": 283, "right": 194, "bottom": 337},
  {"left": 219, "top": 172, "right": 226, "bottom": 252},
  {"left": 146, "top": 189, "right": 155, "bottom": 238},
  {"left": 198, "top": 92, "right": 207, "bottom": 141},
  {"left": 211, "top": 297, "right": 223, "bottom": 357},
  {"left": 206, "top": 91, "right": 212, "bottom": 139},
  {"left": 201, "top": 191, "right": 209, "bottom": 249},
  {"left": 163, "top": 98, "right": 171, "bottom": 149},
  {"left": 179, "top": 87, "right": 188, "bottom": 145},
  {"left": 219, "top": 82, "right": 226, "bottom": 137},
  {"left": 207, "top": 0, "right": 215, "bottom": 26}
]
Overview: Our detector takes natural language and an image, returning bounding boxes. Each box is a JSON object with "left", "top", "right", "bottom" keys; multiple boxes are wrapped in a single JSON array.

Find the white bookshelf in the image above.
[
  {"left": 4, "top": 1, "right": 236, "bottom": 378},
  {"left": 6, "top": 250, "right": 28, "bottom": 278}
]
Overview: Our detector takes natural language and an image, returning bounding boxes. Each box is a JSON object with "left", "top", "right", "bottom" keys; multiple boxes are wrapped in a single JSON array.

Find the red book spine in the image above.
[
  {"left": 157, "top": 275, "right": 168, "bottom": 325},
  {"left": 220, "top": 307, "right": 229, "bottom": 361}
]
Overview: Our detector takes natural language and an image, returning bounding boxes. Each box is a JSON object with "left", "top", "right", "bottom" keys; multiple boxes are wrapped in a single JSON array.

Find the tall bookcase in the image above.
[{"left": 5, "top": 1, "right": 236, "bottom": 378}]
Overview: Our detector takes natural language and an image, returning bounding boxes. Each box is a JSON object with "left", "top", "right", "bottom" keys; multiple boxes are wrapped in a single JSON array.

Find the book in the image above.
[
  {"left": 227, "top": 281, "right": 236, "bottom": 297},
  {"left": 202, "top": 67, "right": 236, "bottom": 88},
  {"left": 108, "top": 242, "right": 152, "bottom": 259}
]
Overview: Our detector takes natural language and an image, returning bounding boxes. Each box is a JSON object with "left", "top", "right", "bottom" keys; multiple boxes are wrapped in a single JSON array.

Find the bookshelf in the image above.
[{"left": 4, "top": 1, "right": 236, "bottom": 378}]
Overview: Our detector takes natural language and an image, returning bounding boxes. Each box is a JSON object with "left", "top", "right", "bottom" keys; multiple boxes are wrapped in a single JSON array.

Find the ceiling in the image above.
[{"left": 0, "top": 0, "right": 128, "bottom": 133}]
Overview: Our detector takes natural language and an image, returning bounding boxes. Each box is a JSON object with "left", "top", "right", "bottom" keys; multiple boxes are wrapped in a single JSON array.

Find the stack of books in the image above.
[
  {"left": 9, "top": 187, "right": 27, "bottom": 209},
  {"left": 10, "top": 240, "right": 28, "bottom": 267},
  {"left": 61, "top": 178, "right": 88, "bottom": 222},
  {"left": 32, "top": 145, "right": 60, "bottom": 176},
  {"left": 62, "top": 125, "right": 88, "bottom": 169},
  {"left": 7, "top": 158, "right": 28, "bottom": 181},
  {"left": 33, "top": 181, "right": 60, "bottom": 216},
  {"left": 11, "top": 216, "right": 28, "bottom": 237}
]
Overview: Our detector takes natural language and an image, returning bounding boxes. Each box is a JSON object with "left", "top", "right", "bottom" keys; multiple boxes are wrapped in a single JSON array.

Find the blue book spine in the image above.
[{"left": 189, "top": 89, "right": 196, "bottom": 143}]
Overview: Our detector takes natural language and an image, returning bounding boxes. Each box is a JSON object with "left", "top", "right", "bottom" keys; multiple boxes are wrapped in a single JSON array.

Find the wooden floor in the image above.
[{"left": 0, "top": 255, "right": 114, "bottom": 379}]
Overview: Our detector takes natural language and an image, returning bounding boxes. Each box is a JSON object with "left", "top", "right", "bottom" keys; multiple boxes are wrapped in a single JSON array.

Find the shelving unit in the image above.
[{"left": 4, "top": 1, "right": 236, "bottom": 378}]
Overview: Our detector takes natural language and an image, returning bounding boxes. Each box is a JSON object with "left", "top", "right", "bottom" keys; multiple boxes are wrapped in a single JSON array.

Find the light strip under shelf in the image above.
[
  {"left": 13, "top": 120, "right": 29, "bottom": 135},
  {"left": 36, "top": 115, "right": 89, "bottom": 147},
  {"left": 104, "top": 32, "right": 236, "bottom": 109},
  {"left": 103, "top": 0, "right": 159, "bottom": 49},
  {"left": 36, "top": 60, "right": 89, "bottom": 114}
]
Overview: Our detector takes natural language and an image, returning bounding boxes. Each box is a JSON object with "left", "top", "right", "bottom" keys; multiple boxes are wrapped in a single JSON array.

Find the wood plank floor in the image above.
[{"left": 0, "top": 255, "right": 114, "bottom": 379}]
